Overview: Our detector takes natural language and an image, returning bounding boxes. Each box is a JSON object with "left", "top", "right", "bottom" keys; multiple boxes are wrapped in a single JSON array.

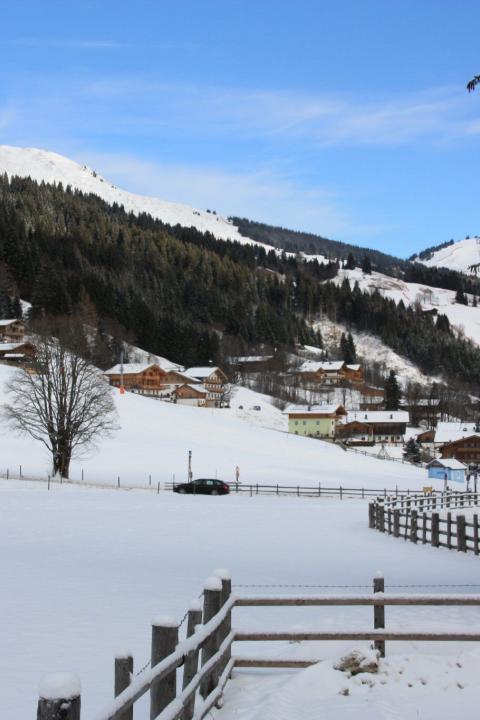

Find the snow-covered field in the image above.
[
  {"left": 0, "top": 364, "right": 426, "bottom": 491},
  {"left": 2, "top": 481, "right": 480, "bottom": 719}
]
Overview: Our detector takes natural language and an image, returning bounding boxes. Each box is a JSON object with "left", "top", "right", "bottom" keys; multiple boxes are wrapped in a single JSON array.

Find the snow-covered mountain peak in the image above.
[
  {"left": 0, "top": 145, "right": 258, "bottom": 246},
  {"left": 415, "top": 236, "right": 480, "bottom": 275}
]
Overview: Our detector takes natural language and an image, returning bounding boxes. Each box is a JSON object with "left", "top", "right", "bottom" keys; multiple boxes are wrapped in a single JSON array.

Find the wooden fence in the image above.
[
  {"left": 1, "top": 468, "right": 438, "bottom": 502},
  {"left": 37, "top": 572, "right": 480, "bottom": 718},
  {"left": 369, "top": 491, "right": 480, "bottom": 554},
  {"left": 165, "top": 481, "right": 442, "bottom": 501}
]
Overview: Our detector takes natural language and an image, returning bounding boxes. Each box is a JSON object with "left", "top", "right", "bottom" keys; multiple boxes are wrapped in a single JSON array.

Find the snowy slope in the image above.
[
  {"left": 336, "top": 267, "right": 480, "bottom": 348},
  {"left": 0, "top": 145, "right": 260, "bottom": 247},
  {"left": 0, "top": 364, "right": 424, "bottom": 489},
  {"left": 416, "top": 237, "right": 480, "bottom": 275}
]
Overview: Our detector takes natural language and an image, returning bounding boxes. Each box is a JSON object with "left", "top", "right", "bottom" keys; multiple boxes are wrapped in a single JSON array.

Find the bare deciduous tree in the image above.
[{"left": 4, "top": 333, "right": 118, "bottom": 478}]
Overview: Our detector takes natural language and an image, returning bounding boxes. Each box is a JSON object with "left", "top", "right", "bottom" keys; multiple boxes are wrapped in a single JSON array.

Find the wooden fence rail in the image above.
[
  {"left": 369, "top": 492, "right": 480, "bottom": 555},
  {"left": 37, "top": 573, "right": 480, "bottom": 717},
  {"left": 165, "top": 481, "right": 444, "bottom": 501}
]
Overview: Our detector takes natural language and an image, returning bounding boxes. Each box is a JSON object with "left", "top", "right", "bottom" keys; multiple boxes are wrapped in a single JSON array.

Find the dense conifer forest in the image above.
[{"left": 1, "top": 174, "right": 480, "bottom": 390}]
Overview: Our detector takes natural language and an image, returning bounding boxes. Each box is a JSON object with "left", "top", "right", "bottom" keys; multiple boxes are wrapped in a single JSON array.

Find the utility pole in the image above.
[{"left": 120, "top": 349, "right": 125, "bottom": 395}]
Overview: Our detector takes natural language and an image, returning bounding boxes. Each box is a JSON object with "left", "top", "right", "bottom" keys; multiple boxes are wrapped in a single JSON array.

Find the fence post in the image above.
[
  {"left": 431, "top": 513, "right": 440, "bottom": 548},
  {"left": 446, "top": 512, "right": 452, "bottom": 549},
  {"left": 215, "top": 568, "right": 233, "bottom": 684},
  {"left": 150, "top": 617, "right": 178, "bottom": 719},
  {"left": 393, "top": 509, "right": 400, "bottom": 537},
  {"left": 200, "top": 577, "right": 222, "bottom": 698},
  {"left": 422, "top": 512, "right": 427, "bottom": 544},
  {"left": 37, "top": 673, "right": 81, "bottom": 720},
  {"left": 182, "top": 600, "right": 203, "bottom": 720},
  {"left": 114, "top": 653, "right": 133, "bottom": 720},
  {"left": 378, "top": 504, "right": 385, "bottom": 533},
  {"left": 457, "top": 515, "right": 466, "bottom": 552},
  {"left": 410, "top": 510, "right": 418, "bottom": 544},
  {"left": 373, "top": 573, "right": 385, "bottom": 658},
  {"left": 472, "top": 513, "right": 479, "bottom": 555},
  {"left": 368, "top": 503, "right": 376, "bottom": 529}
]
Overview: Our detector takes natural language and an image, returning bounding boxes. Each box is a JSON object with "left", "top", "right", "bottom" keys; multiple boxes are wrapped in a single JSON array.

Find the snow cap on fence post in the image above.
[
  {"left": 189, "top": 598, "right": 203, "bottom": 612},
  {"left": 114, "top": 652, "right": 134, "bottom": 720},
  {"left": 37, "top": 673, "right": 81, "bottom": 720},
  {"left": 214, "top": 567, "right": 231, "bottom": 580},
  {"left": 204, "top": 576, "right": 223, "bottom": 592},
  {"left": 201, "top": 575, "right": 223, "bottom": 698}
]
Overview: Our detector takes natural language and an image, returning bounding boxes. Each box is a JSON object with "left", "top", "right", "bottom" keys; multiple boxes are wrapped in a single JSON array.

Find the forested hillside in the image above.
[
  {"left": 232, "top": 216, "right": 408, "bottom": 274},
  {"left": 1, "top": 174, "right": 480, "bottom": 391}
]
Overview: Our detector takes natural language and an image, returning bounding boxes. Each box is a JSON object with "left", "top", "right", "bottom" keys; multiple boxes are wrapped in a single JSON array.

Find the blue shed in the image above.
[{"left": 427, "top": 459, "right": 467, "bottom": 484}]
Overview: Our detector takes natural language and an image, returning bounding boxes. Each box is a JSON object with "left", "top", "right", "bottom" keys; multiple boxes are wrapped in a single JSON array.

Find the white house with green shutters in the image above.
[{"left": 284, "top": 404, "right": 347, "bottom": 438}]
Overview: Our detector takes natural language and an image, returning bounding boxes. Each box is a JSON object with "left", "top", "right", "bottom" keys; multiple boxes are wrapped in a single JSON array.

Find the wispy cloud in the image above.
[
  {"left": 13, "top": 39, "right": 130, "bottom": 50},
  {"left": 82, "top": 78, "right": 478, "bottom": 147},
  {"left": 0, "top": 107, "right": 17, "bottom": 132}
]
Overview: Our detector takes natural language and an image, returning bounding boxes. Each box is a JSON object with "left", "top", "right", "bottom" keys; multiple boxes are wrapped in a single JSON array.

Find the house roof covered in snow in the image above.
[
  {"left": 434, "top": 422, "right": 480, "bottom": 444},
  {"left": 297, "top": 360, "right": 345, "bottom": 373},
  {"left": 0, "top": 342, "right": 31, "bottom": 352},
  {"left": 346, "top": 411, "right": 409, "bottom": 424},
  {"left": 105, "top": 363, "right": 161, "bottom": 376},
  {"left": 230, "top": 355, "right": 274, "bottom": 363},
  {"left": 427, "top": 458, "right": 467, "bottom": 471},
  {"left": 346, "top": 364, "right": 361, "bottom": 371},
  {"left": 185, "top": 366, "right": 221, "bottom": 378},
  {"left": 284, "top": 404, "right": 347, "bottom": 416},
  {"left": 0, "top": 319, "right": 21, "bottom": 327}
]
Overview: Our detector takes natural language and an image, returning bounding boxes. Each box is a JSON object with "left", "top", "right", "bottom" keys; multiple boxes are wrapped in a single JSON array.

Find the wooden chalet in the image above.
[
  {"left": 344, "top": 364, "right": 363, "bottom": 383},
  {"left": 440, "top": 435, "right": 480, "bottom": 465},
  {"left": 105, "top": 363, "right": 167, "bottom": 395},
  {"left": 0, "top": 319, "right": 25, "bottom": 343},
  {"left": 295, "top": 360, "right": 363, "bottom": 386},
  {"left": 416, "top": 428, "right": 435, "bottom": 444},
  {"left": 0, "top": 341, "right": 35, "bottom": 362},
  {"left": 342, "top": 411, "right": 409, "bottom": 444},
  {"left": 174, "top": 384, "right": 207, "bottom": 407},
  {"left": 336, "top": 421, "right": 374, "bottom": 446},
  {"left": 185, "top": 366, "right": 229, "bottom": 407},
  {"left": 104, "top": 363, "right": 201, "bottom": 397}
]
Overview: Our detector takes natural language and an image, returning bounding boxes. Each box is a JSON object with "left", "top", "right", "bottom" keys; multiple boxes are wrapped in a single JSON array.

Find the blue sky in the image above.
[{"left": 1, "top": 0, "right": 479, "bottom": 256}]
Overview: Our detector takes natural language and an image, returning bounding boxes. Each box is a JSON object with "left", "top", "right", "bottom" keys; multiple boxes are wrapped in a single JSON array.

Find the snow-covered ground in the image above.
[
  {"left": 415, "top": 237, "right": 480, "bottom": 275},
  {"left": 2, "top": 482, "right": 480, "bottom": 719},
  {"left": 336, "top": 267, "right": 480, "bottom": 349},
  {"left": 0, "top": 364, "right": 426, "bottom": 490},
  {"left": 314, "top": 316, "right": 436, "bottom": 386}
]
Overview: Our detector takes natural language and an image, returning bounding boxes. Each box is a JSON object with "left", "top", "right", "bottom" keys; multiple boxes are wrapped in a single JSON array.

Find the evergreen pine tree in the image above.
[
  {"left": 455, "top": 287, "right": 468, "bottom": 305},
  {"left": 384, "top": 370, "right": 401, "bottom": 410},
  {"left": 347, "top": 332, "right": 357, "bottom": 363},
  {"left": 403, "top": 437, "right": 421, "bottom": 463},
  {"left": 345, "top": 252, "right": 356, "bottom": 270},
  {"left": 361, "top": 255, "right": 372, "bottom": 274},
  {"left": 12, "top": 295, "right": 22, "bottom": 319}
]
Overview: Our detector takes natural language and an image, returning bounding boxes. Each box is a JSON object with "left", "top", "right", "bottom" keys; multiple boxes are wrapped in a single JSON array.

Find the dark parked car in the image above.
[{"left": 173, "top": 478, "right": 230, "bottom": 495}]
